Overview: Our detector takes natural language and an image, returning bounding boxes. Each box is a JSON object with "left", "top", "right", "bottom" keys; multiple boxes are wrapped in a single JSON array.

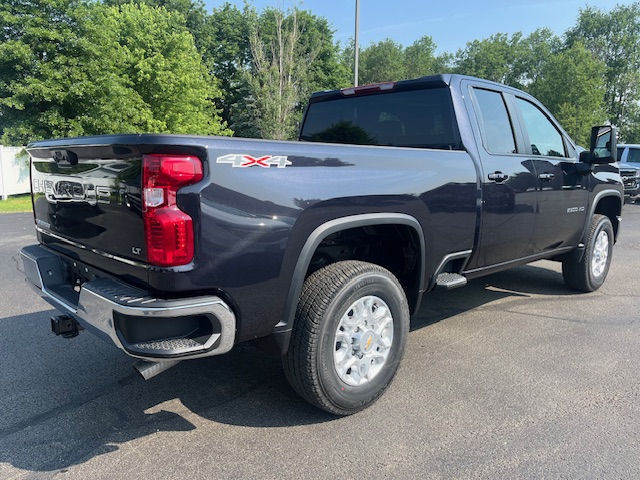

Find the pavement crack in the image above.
[{"left": 12, "top": 254, "right": 24, "bottom": 275}]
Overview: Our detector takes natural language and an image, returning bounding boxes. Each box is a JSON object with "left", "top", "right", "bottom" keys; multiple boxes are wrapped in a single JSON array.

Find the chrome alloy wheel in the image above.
[
  {"left": 591, "top": 230, "right": 610, "bottom": 278},
  {"left": 333, "top": 295, "right": 394, "bottom": 386}
]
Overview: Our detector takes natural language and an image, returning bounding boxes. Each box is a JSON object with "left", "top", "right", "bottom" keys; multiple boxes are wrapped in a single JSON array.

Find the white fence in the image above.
[{"left": 0, "top": 145, "right": 30, "bottom": 200}]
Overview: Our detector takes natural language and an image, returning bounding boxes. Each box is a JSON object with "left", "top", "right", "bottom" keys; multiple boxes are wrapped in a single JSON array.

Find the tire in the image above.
[
  {"left": 283, "top": 260, "right": 410, "bottom": 416},
  {"left": 562, "top": 214, "right": 614, "bottom": 292}
]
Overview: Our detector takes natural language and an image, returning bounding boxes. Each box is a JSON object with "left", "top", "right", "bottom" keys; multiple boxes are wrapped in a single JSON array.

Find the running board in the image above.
[{"left": 435, "top": 273, "right": 467, "bottom": 290}]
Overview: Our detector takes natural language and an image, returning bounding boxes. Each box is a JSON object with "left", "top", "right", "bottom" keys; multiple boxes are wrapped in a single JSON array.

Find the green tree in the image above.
[
  {"left": 528, "top": 43, "right": 607, "bottom": 146},
  {"left": 566, "top": 3, "right": 640, "bottom": 140},
  {"left": 512, "top": 28, "right": 562, "bottom": 88},
  {"left": 241, "top": 4, "right": 348, "bottom": 139},
  {"left": 0, "top": 1, "right": 229, "bottom": 144},
  {"left": 358, "top": 39, "right": 406, "bottom": 84},
  {"left": 341, "top": 35, "right": 450, "bottom": 85},
  {"left": 103, "top": 0, "right": 210, "bottom": 51},
  {"left": 204, "top": 3, "right": 252, "bottom": 128},
  {"left": 624, "top": 105, "right": 640, "bottom": 143},
  {"left": 96, "top": 3, "right": 229, "bottom": 135},
  {"left": 454, "top": 33, "right": 524, "bottom": 84},
  {"left": 296, "top": 10, "right": 350, "bottom": 94},
  {"left": 404, "top": 35, "right": 451, "bottom": 79},
  {"left": 0, "top": 0, "right": 91, "bottom": 143},
  {"left": 245, "top": 4, "right": 308, "bottom": 140}
]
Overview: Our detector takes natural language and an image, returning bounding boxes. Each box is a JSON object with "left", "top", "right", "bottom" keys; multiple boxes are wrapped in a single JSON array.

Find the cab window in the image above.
[
  {"left": 472, "top": 88, "right": 517, "bottom": 155},
  {"left": 516, "top": 98, "right": 568, "bottom": 157},
  {"left": 300, "top": 87, "right": 461, "bottom": 150}
]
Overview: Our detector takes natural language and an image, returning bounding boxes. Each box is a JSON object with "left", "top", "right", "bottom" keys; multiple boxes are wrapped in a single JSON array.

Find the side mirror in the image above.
[{"left": 580, "top": 125, "right": 617, "bottom": 164}]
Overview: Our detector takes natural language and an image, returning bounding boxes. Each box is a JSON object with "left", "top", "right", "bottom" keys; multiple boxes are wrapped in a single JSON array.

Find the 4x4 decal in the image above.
[{"left": 217, "top": 154, "right": 291, "bottom": 168}]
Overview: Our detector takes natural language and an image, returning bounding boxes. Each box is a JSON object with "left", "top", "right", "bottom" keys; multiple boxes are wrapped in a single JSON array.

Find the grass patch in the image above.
[{"left": 0, "top": 194, "right": 33, "bottom": 213}]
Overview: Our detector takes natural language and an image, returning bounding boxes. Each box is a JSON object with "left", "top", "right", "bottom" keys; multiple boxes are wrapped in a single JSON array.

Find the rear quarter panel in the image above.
[{"left": 191, "top": 138, "right": 478, "bottom": 341}]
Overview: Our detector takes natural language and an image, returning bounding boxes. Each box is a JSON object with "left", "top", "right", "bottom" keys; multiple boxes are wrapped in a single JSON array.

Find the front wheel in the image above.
[
  {"left": 562, "top": 214, "right": 614, "bottom": 292},
  {"left": 283, "top": 261, "right": 410, "bottom": 416}
]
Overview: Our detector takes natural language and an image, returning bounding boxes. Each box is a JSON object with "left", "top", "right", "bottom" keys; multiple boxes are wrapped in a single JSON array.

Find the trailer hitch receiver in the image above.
[{"left": 51, "top": 314, "right": 84, "bottom": 338}]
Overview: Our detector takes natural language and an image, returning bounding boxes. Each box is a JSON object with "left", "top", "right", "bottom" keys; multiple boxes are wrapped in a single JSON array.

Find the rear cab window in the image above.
[{"left": 300, "top": 85, "right": 462, "bottom": 150}]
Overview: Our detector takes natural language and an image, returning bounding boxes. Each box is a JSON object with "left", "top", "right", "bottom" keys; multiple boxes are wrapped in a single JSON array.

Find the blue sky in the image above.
[{"left": 204, "top": 0, "right": 633, "bottom": 54}]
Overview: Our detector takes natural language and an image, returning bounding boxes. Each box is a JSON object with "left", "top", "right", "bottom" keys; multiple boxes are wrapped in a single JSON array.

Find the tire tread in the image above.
[
  {"left": 283, "top": 260, "right": 408, "bottom": 415},
  {"left": 562, "top": 214, "right": 612, "bottom": 292}
]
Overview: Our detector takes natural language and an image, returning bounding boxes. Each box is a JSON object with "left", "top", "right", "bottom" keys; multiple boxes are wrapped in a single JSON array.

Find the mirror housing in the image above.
[{"left": 580, "top": 125, "right": 617, "bottom": 164}]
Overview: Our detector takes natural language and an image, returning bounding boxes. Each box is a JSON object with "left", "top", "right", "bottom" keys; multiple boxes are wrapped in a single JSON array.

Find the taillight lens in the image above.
[{"left": 142, "top": 154, "right": 203, "bottom": 267}]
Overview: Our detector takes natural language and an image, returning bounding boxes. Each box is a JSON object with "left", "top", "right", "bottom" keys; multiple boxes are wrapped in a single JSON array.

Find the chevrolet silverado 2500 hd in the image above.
[{"left": 20, "top": 74, "right": 622, "bottom": 415}]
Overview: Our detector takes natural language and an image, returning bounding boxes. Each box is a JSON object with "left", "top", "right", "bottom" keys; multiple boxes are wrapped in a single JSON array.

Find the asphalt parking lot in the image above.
[{"left": 1, "top": 206, "right": 639, "bottom": 479}]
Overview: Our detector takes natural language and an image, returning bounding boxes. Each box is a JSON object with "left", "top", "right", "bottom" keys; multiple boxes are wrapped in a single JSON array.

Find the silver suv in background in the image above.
[{"left": 617, "top": 144, "right": 640, "bottom": 202}]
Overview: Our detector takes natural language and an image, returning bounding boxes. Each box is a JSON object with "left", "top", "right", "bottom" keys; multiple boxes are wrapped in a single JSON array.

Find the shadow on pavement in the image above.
[
  {"left": 411, "top": 262, "right": 574, "bottom": 331},
  {"left": 0, "top": 261, "right": 582, "bottom": 473}
]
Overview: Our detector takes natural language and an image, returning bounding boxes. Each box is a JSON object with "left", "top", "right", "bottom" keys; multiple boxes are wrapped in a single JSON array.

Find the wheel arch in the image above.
[
  {"left": 270, "top": 213, "right": 426, "bottom": 355},
  {"left": 592, "top": 190, "right": 622, "bottom": 242},
  {"left": 562, "top": 189, "right": 622, "bottom": 266}
]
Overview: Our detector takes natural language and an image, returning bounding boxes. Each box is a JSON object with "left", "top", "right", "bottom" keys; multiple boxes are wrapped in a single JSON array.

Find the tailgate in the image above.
[
  {"left": 27, "top": 135, "right": 209, "bottom": 290},
  {"left": 28, "top": 140, "right": 148, "bottom": 283}
]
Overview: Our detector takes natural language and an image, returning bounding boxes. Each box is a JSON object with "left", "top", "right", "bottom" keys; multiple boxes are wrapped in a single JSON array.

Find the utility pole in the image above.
[{"left": 354, "top": 0, "right": 360, "bottom": 86}]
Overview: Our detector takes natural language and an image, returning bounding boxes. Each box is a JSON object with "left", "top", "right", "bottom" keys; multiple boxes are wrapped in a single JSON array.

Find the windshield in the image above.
[{"left": 625, "top": 147, "right": 640, "bottom": 164}]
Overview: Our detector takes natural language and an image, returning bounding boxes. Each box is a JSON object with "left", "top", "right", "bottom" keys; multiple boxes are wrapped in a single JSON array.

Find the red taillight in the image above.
[{"left": 142, "top": 154, "right": 203, "bottom": 267}]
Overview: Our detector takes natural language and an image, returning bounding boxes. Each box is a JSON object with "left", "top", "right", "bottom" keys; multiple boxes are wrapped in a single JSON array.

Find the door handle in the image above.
[
  {"left": 538, "top": 173, "right": 555, "bottom": 181},
  {"left": 488, "top": 172, "right": 509, "bottom": 183}
]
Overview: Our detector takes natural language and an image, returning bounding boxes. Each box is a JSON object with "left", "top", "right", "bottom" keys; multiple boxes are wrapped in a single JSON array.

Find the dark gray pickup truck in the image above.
[{"left": 20, "top": 74, "right": 622, "bottom": 415}]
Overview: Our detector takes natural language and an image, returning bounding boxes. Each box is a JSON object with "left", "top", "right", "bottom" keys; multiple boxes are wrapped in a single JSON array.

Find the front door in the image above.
[{"left": 514, "top": 97, "right": 589, "bottom": 253}]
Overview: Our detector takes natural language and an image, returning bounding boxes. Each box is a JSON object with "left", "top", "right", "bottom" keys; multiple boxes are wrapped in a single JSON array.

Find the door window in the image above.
[
  {"left": 473, "top": 89, "right": 517, "bottom": 155},
  {"left": 516, "top": 98, "right": 568, "bottom": 157}
]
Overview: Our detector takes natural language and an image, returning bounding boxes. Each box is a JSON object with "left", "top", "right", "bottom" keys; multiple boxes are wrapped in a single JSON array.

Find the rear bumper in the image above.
[{"left": 20, "top": 244, "right": 236, "bottom": 361}]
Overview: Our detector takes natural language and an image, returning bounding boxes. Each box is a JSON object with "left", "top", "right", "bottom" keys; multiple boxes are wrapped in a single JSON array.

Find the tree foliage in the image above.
[
  {"left": 358, "top": 39, "right": 406, "bottom": 84},
  {"left": 235, "top": 4, "right": 349, "bottom": 139},
  {"left": 454, "top": 33, "right": 524, "bottom": 84},
  {"left": 245, "top": 5, "right": 308, "bottom": 140},
  {"left": 0, "top": 0, "right": 228, "bottom": 144},
  {"left": 344, "top": 35, "right": 450, "bottom": 85},
  {"left": 528, "top": 43, "right": 607, "bottom": 146},
  {"left": 94, "top": 3, "right": 229, "bottom": 136},
  {"left": 405, "top": 36, "right": 451, "bottom": 79},
  {"left": 103, "top": 0, "right": 210, "bottom": 50},
  {"left": 0, "top": 0, "right": 638, "bottom": 144},
  {"left": 204, "top": 3, "right": 252, "bottom": 128},
  {"left": 566, "top": 2, "right": 640, "bottom": 142},
  {"left": 0, "top": 0, "right": 90, "bottom": 142}
]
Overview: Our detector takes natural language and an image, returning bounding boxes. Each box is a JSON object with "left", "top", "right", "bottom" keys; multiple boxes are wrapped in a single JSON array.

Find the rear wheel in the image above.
[
  {"left": 562, "top": 214, "right": 613, "bottom": 292},
  {"left": 283, "top": 260, "right": 410, "bottom": 416}
]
